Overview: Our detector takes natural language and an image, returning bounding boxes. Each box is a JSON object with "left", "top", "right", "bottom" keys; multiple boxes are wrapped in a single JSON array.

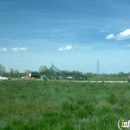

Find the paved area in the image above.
[
  {"left": 72, "top": 80, "right": 128, "bottom": 83},
  {"left": 0, "top": 79, "right": 129, "bottom": 83}
]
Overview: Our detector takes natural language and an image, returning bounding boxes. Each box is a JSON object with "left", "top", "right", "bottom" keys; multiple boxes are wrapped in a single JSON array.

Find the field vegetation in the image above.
[{"left": 0, "top": 80, "right": 130, "bottom": 130}]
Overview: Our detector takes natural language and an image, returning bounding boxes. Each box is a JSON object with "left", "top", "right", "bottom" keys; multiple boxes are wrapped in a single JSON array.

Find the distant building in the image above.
[
  {"left": 27, "top": 71, "right": 40, "bottom": 79},
  {"left": 49, "top": 64, "right": 61, "bottom": 73}
]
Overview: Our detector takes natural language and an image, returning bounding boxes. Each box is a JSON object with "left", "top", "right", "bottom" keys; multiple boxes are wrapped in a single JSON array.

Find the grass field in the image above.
[{"left": 0, "top": 80, "right": 130, "bottom": 130}]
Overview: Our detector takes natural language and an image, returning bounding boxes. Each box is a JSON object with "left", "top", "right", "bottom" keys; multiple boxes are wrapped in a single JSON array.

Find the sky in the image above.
[{"left": 0, "top": 0, "right": 130, "bottom": 74}]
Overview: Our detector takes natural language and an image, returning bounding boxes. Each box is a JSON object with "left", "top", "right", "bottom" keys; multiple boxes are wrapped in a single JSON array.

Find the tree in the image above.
[
  {"left": 86, "top": 72, "right": 95, "bottom": 78},
  {"left": 39, "top": 66, "right": 48, "bottom": 73},
  {"left": 118, "top": 72, "right": 127, "bottom": 77},
  {"left": 14, "top": 69, "right": 20, "bottom": 78},
  {"left": 0, "top": 64, "right": 6, "bottom": 75},
  {"left": 10, "top": 68, "right": 14, "bottom": 78},
  {"left": 71, "top": 70, "right": 83, "bottom": 80}
]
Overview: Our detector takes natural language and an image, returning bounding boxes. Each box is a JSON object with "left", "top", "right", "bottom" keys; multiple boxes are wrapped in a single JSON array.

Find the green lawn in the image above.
[{"left": 0, "top": 80, "right": 130, "bottom": 130}]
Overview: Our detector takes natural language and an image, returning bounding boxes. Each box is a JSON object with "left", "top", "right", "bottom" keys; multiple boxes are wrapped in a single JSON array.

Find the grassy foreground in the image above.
[{"left": 0, "top": 80, "right": 130, "bottom": 130}]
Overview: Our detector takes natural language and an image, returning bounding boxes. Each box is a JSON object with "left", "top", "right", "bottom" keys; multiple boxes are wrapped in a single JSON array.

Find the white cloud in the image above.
[
  {"left": 106, "top": 34, "right": 115, "bottom": 40},
  {"left": 116, "top": 29, "right": 130, "bottom": 40},
  {"left": 11, "top": 47, "right": 28, "bottom": 52},
  {"left": 106, "top": 29, "right": 130, "bottom": 40},
  {"left": 1, "top": 48, "right": 7, "bottom": 52},
  {"left": 18, "top": 48, "right": 28, "bottom": 51},
  {"left": 58, "top": 45, "right": 72, "bottom": 51},
  {"left": 11, "top": 47, "right": 18, "bottom": 52}
]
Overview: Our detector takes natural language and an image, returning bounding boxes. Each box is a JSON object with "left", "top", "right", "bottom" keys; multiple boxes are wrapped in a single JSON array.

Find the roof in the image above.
[
  {"left": 29, "top": 71, "right": 39, "bottom": 75},
  {"left": 49, "top": 64, "right": 61, "bottom": 73}
]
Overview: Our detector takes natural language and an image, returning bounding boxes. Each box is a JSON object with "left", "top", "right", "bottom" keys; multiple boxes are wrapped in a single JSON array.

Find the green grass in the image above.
[{"left": 0, "top": 80, "right": 130, "bottom": 130}]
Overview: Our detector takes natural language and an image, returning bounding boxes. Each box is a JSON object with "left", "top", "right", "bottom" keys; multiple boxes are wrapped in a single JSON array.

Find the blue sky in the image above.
[{"left": 0, "top": 0, "right": 130, "bottom": 73}]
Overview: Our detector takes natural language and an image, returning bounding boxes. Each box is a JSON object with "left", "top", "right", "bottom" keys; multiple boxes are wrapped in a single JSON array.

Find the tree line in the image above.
[
  {"left": 0, "top": 64, "right": 26, "bottom": 78},
  {"left": 39, "top": 66, "right": 87, "bottom": 80},
  {"left": 0, "top": 64, "right": 129, "bottom": 80}
]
